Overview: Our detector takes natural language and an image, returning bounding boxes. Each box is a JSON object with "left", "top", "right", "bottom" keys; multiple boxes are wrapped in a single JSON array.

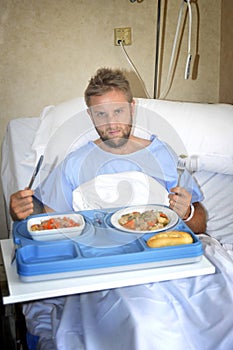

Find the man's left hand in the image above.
[{"left": 168, "top": 186, "right": 192, "bottom": 219}]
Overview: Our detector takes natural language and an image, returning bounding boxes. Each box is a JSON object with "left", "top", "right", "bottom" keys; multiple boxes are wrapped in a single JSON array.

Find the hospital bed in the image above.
[{"left": 1, "top": 97, "right": 233, "bottom": 349}]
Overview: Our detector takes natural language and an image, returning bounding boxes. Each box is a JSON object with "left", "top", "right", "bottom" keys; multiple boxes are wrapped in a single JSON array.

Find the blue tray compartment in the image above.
[{"left": 13, "top": 208, "right": 203, "bottom": 279}]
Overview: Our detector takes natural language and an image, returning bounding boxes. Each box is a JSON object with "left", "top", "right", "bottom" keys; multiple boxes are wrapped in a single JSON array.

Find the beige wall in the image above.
[
  {"left": 158, "top": 0, "right": 222, "bottom": 101},
  {"left": 0, "top": 0, "right": 232, "bottom": 237},
  {"left": 219, "top": 0, "right": 233, "bottom": 103}
]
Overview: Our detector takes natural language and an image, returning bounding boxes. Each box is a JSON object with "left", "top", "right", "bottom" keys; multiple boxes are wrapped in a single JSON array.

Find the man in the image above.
[
  {"left": 9, "top": 69, "right": 233, "bottom": 350},
  {"left": 10, "top": 69, "right": 233, "bottom": 350},
  {"left": 10, "top": 67, "right": 206, "bottom": 233}
]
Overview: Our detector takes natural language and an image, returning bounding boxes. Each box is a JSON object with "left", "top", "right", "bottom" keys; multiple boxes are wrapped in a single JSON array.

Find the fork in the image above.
[{"left": 177, "top": 154, "right": 187, "bottom": 186}]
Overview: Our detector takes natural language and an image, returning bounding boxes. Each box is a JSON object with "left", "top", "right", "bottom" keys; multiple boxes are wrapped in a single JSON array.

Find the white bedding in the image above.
[
  {"left": 2, "top": 112, "right": 233, "bottom": 243},
  {"left": 1, "top": 98, "right": 233, "bottom": 350},
  {"left": 22, "top": 236, "right": 233, "bottom": 350}
]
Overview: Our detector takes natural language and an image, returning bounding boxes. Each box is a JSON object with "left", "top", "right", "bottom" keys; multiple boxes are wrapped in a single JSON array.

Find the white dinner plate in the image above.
[{"left": 110, "top": 205, "right": 179, "bottom": 234}]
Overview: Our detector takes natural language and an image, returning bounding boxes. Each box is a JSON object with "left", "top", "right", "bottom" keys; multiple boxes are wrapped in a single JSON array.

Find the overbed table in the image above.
[{"left": 1, "top": 238, "right": 215, "bottom": 305}]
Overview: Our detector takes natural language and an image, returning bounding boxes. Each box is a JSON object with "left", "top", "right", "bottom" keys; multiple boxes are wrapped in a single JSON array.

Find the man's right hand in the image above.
[{"left": 10, "top": 189, "right": 34, "bottom": 221}]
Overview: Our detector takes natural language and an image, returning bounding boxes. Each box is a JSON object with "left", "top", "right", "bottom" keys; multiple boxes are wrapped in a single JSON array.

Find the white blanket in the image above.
[{"left": 23, "top": 236, "right": 233, "bottom": 350}]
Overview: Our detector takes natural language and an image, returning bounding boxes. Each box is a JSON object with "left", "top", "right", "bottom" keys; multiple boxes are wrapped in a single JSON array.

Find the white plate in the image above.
[
  {"left": 110, "top": 205, "right": 179, "bottom": 234},
  {"left": 27, "top": 213, "right": 85, "bottom": 241}
]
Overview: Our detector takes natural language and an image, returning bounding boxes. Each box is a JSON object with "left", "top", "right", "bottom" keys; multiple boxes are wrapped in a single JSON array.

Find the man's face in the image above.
[{"left": 88, "top": 90, "right": 135, "bottom": 149}]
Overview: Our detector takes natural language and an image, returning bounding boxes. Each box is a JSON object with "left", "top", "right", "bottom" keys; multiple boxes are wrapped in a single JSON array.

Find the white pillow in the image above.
[
  {"left": 40, "top": 112, "right": 98, "bottom": 177},
  {"left": 31, "top": 97, "right": 87, "bottom": 159},
  {"left": 136, "top": 99, "right": 233, "bottom": 175},
  {"left": 29, "top": 97, "right": 233, "bottom": 175},
  {"left": 137, "top": 98, "right": 233, "bottom": 157}
]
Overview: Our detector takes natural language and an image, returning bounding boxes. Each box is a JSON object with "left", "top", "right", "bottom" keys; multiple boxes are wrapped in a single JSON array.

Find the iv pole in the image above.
[{"left": 153, "top": 0, "right": 161, "bottom": 99}]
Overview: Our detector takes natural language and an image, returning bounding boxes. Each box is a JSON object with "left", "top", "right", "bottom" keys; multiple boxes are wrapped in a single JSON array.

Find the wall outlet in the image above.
[{"left": 114, "top": 27, "right": 132, "bottom": 46}]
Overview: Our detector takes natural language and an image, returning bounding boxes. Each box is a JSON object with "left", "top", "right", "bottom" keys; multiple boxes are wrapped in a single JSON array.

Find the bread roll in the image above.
[{"left": 147, "top": 231, "right": 193, "bottom": 248}]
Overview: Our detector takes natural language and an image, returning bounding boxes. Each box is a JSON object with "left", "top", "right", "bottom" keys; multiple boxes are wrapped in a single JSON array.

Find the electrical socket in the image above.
[{"left": 114, "top": 27, "right": 132, "bottom": 46}]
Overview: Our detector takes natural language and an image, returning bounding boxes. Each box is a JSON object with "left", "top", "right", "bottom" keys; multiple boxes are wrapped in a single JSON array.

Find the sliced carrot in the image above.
[
  {"left": 123, "top": 219, "right": 136, "bottom": 230},
  {"left": 147, "top": 221, "right": 156, "bottom": 227}
]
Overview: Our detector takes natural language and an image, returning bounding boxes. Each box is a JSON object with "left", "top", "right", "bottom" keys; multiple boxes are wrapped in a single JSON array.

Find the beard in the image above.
[
  {"left": 95, "top": 123, "right": 132, "bottom": 149},
  {"left": 101, "top": 134, "right": 130, "bottom": 148}
]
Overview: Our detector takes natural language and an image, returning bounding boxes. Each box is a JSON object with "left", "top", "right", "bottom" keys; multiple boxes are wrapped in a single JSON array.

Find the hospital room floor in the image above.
[{"left": 0, "top": 251, "right": 28, "bottom": 350}]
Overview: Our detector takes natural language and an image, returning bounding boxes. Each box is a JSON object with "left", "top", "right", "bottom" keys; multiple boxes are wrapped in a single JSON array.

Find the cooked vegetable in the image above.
[
  {"left": 30, "top": 217, "right": 80, "bottom": 231},
  {"left": 118, "top": 210, "right": 170, "bottom": 231}
]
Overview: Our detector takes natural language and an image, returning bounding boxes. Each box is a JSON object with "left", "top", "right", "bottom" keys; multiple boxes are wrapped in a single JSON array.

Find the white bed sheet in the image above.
[
  {"left": 1, "top": 117, "right": 41, "bottom": 195},
  {"left": 194, "top": 171, "right": 233, "bottom": 243},
  {"left": 22, "top": 236, "right": 233, "bottom": 350},
  {"left": 1, "top": 118, "right": 40, "bottom": 234}
]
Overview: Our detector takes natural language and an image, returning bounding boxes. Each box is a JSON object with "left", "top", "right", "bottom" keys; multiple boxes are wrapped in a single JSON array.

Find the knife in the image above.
[
  {"left": 11, "top": 155, "right": 44, "bottom": 264},
  {"left": 28, "top": 155, "right": 44, "bottom": 189}
]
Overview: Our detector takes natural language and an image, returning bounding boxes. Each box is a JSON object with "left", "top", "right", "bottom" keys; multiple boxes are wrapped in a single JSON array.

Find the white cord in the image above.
[
  {"left": 186, "top": 0, "right": 192, "bottom": 54},
  {"left": 159, "top": 0, "right": 192, "bottom": 98},
  {"left": 159, "top": 1, "right": 184, "bottom": 98},
  {"left": 119, "top": 40, "right": 151, "bottom": 98},
  {"left": 184, "top": 0, "right": 192, "bottom": 79}
]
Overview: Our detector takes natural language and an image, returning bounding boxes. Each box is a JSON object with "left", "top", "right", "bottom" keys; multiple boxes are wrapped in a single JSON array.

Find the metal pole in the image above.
[{"left": 154, "top": 0, "right": 161, "bottom": 99}]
